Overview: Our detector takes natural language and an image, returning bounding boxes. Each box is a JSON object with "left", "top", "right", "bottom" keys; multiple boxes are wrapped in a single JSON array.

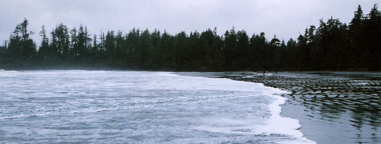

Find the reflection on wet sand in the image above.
[{"left": 219, "top": 72, "right": 380, "bottom": 144}]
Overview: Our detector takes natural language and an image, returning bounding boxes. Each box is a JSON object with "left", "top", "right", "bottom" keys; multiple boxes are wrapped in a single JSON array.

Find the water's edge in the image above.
[
  {"left": 175, "top": 72, "right": 317, "bottom": 143},
  {"left": 176, "top": 71, "right": 381, "bottom": 144}
]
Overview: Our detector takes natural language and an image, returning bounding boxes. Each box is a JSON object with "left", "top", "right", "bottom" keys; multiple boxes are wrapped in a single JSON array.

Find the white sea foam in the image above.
[
  {"left": 0, "top": 71, "right": 316, "bottom": 143},
  {"left": 0, "top": 70, "right": 20, "bottom": 77},
  {"left": 159, "top": 72, "right": 315, "bottom": 143}
]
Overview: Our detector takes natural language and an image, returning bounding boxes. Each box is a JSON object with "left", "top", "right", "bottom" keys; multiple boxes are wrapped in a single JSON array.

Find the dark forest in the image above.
[{"left": 0, "top": 4, "right": 380, "bottom": 71}]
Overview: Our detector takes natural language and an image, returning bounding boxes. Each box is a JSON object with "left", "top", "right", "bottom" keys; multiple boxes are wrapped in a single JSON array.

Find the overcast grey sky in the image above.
[{"left": 0, "top": 0, "right": 379, "bottom": 46}]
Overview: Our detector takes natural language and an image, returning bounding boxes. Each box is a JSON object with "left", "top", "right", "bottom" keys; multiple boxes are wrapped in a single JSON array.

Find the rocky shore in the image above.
[{"left": 218, "top": 71, "right": 381, "bottom": 144}]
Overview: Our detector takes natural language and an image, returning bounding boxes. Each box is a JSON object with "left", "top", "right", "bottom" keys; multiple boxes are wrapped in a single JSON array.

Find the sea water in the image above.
[{"left": 0, "top": 71, "right": 315, "bottom": 143}]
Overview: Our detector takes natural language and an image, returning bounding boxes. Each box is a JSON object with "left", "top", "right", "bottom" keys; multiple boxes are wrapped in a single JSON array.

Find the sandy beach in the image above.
[{"left": 178, "top": 71, "right": 381, "bottom": 144}]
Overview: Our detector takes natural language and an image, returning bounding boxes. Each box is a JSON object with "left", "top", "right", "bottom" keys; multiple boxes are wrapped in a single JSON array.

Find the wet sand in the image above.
[{"left": 178, "top": 71, "right": 381, "bottom": 144}]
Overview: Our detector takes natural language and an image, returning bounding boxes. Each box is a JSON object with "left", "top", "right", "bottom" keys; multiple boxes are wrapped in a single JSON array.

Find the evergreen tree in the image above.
[
  {"left": 5, "top": 18, "right": 37, "bottom": 69},
  {"left": 37, "top": 25, "right": 54, "bottom": 67},
  {"left": 363, "top": 4, "right": 381, "bottom": 70},
  {"left": 75, "top": 25, "right": 91, "bottom": 62},
  {"left": 138, "top": 29, "right": 151, "bottom": 68},
  {"left": 104, "top": 30, "right": 116, "bottom": 66},
  {"left": 90, "top": 34, "right": 99, "bottom": 60},
  {"left": 235, "top": 30, "right": 249, "bottom": 70},
  {"left": 51, "top": 23, "right": 70, "bottom": 62},
  {"left": 0, "top": 41, "right": 7, "bottom": 66},
  {"left": 223, "top": 27, "right": 238, "bottom": 70}
]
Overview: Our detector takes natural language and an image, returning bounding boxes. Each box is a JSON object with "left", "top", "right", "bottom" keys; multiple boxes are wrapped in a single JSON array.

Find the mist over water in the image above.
[{"left": 0, "top": 71, "right": 314, "bottom": 143}]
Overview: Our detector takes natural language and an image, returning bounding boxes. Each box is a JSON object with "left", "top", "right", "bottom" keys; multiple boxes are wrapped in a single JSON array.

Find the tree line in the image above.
[{"left": 0, "top": 4, "right": 380, "bottom": 71}]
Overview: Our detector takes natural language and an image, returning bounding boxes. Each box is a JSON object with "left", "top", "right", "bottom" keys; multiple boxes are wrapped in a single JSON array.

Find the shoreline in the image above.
[
  {"left": 216, "top": 71, "right": 380, "bottom": 144},
  {"left": 177, "top": 71, "right": 380, "bottom": 144},
  {"left": 1, "top": 68, "right": 381, "bottom": 72}
]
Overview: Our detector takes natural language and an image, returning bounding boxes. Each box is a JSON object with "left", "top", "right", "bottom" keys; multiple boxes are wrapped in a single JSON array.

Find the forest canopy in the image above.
[{"left": 0, "top": 4, "right": 380, "bottom": 71}]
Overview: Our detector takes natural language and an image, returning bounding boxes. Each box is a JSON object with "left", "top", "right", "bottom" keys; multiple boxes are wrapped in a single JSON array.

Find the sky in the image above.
[{"left": 0, "top": 0, "right": 379, "bottom": 47}]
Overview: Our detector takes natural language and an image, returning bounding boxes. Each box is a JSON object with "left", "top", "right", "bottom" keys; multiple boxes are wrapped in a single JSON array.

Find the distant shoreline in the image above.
[{"left": 1, "top": 67, "right": 380, "bottom": 72}]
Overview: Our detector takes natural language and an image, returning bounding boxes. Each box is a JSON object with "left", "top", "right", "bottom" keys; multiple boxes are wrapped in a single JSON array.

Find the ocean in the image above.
[{"left": 0, "top": 70, "right": 315, "bottom": 143}]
